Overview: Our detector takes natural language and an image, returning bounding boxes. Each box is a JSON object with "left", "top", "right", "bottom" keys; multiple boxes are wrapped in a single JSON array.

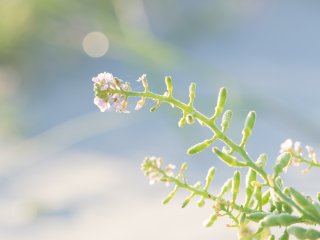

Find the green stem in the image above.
[{"left": 117, "top": 88, "right": 317, "bottom": 223}]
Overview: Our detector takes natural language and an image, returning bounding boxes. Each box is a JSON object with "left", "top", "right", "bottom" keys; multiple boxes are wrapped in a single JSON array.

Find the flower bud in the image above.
[{"left": 212, "top": 87, "right": 227, "bottom": 120}]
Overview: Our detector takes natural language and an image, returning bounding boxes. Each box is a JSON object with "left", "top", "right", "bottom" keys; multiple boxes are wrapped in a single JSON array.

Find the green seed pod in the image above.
[
  {"left": 240, "top": 111, "right": 256, "bottom": 147},
  {"left": 181, "top": 182, "right": 201, "bottom": 208},
  {"left": 282, "top": 202, "right": 293, "bottom": 214},
  {"left": 219, "top": 178, "right": 233, "bottom": 197},
  {"left": 177, "top": 163, "right": 188, "bottom": 179},
  {"left": 162, "top": 185, "right": 179, "bottom": 204},
  {"left": 188, "top": 82, "right": 196, "bottom": 106},
  {"left": 255, "top": 186, "right": 262, "bottom": 211},
  {"left": 273, "top": 152, "right": 291, "bottom": 177},
  {"left": 221, "top": 110, "right": 233, "bottom": 132},
  {"left": 239, "top": 213, "right": 246, "bottom": 225},
  {"left": 287, "top": 226, "right": 320, "bottom": 240},
  {"left": 188, "top": 138, "right": 214, "bottom": 155},
  {"left": 288, "top": 187, "right": 320, "bottom": 221},
  {"left": 165, "top": 76, "right": 173, "bottom": 95},
  {"left": 260, "top": 213, "right": 301, "bottom": 227},
  {"left": 212, "top": 87, "right": 227, "bottom": 120},
  {"left": 256, "top": 153, "right": 268, "bottom": 169},
  {"left": 197, "top": 197, "right": 205, "bottom": 208},
  {"left": 213, "top": 148, "right": 247, "bottom": 167},
  {"left": 245, "top": 169, "right": 256, "bottom": 207},
  {"left": 262, "top": 190, "right": 271, "bottom": 206},
  {"left": 186, "top": 114, "right": 195, "bottom": 124},
  {"left": 204, "top": 167, "right": 216, "bottom": 191},
  {"left": 246, "top": 212, "right": 269, "bottom": 222},
  {"left": 203, "top": 214, "right": 218, "bottom": 227},
  {"left": 178, "top": 115, "right": 187, "bottom": 128},
  {"left": 317, "top": 192, "right": 320, "bottom": 202},
  {"left": 232, "top": 171, "right": 241, "bottom": 203},
  {"left": 279, "top": 230, "right": 289, "bottom": 240},
  {"left": 150, "top": 100, "right": 161, "bottom": 112}
]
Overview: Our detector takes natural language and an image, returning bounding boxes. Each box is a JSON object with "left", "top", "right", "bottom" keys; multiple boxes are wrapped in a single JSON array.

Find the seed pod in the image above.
[
  {"left": 260, "top": 213, "right": 301, "bottom": 227},
  {"left": 288, "top": 187, "right": 320, "bottom": 221},
  {"left": 165, "top": 76, "right": 173, "bottom": 96},
  {"left": 221, "top": 110, "right": 233, "bottom": 132},
  {"left": 162, "top": 185, "right": 179, "bottom": 204},
  {"left": 212, "top": 87, "right": 227, "bottom": 120},
  {"left": 178, "top": 115, "right": 187, "bottom": 128},
  {"left": 150, "top": 100, "right": 161, "bottom": 112},
  {"left": 239, "top": 213, "right": 246, "bottom": 224},
  {"left": 219, "top": 178, "right": 233, "bottom": 197},
  {"left": 287, "top": 226, "right": 320, "bottom": 240},
  {"left": 262, "top": 190, "right": 271, "bottom": 206},
  {"left": 246, "top": 212, "right": 269, "bottom": 222},
  {"left": 203, "top": 214, "right": 218, "bottom": 227},
  {"left": 181, "top": 182, "right": 201, "bottom": 208},
  {"left": 232, "top": 171, "right": 241, "bottom": 203},
  {"left": 256, "top": 153, "right": 268, "bottom": 169},
  {"left": 213, "top": 148, "right": 247, "bottom": 167},
  {"left": 187, "top": 138, "right": 214, "bottom": 155},
  {"left": 317, "top": 192, "right": 320, "bottom": 202},
  {"left": 279, "top": 230, "right": 289, "bottom": 240},
  {"left": 188, "top": 82, "right": 196, "bottom": 106},
  {"left": 204, "top": 167, "right": 216, "bottom": 191},
  {"left": 245, "top": 168, "right": 256, "bottom": 207},
  {"left": 255, "top": 185, "right": 262, "bottom": 211},
  {"left": 177, "top": 163, "right": 188, "bottom": 179},
  {"left": 240, "top": 111, "right": 256, "bottom": 147},
  {"left": 273, "top": 152, "right": 291, "bottom": 177}
]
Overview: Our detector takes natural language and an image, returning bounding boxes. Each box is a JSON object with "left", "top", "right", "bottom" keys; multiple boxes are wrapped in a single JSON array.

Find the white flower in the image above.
[
  {"left": 92, "top": 72, "right": 130, "bottom": 113},
  {"left": 94, "top": 96, "right": 110, "bottom": 112},
  {"left": 279, "top": 139, "right": 293, "bottom": 153},
  {"left": 141, "top": 157, "right": 175, "bottom": 186}
]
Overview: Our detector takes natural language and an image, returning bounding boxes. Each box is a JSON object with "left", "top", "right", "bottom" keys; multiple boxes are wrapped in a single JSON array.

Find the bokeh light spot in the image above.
[{"left": 82, "top": 32, "right": 109, "bottom": 58}]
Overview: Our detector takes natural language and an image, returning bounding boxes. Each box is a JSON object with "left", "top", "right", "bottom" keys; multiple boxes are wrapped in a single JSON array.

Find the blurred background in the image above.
[{"left": 0, "top": 0, "right": 320, "bottom": 239}]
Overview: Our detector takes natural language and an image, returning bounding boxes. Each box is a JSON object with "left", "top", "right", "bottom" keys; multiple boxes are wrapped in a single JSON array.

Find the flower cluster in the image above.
[
  {"left": 92, "top": 72, "right": 130, "bottom": 113},
  {"left": 141, "top": 156, "right": 175, "bottom": 186},
  {"left": 279, "top": 138, "right": 318, "bottom": 167}
]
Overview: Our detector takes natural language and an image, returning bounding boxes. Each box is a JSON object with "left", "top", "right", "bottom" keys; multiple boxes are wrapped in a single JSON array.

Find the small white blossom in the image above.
[
  {"left": 141, "top": 156, "right": 175, "bottom": 186},
  {"left": 94, "top": 96, "right": 110, "bottom": 112},
  {"left": 92, "top": 72, "right": 130, "bottom": 113},
  {"left": 279, "top": 139, "right": 293, "bottom": 153}
]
